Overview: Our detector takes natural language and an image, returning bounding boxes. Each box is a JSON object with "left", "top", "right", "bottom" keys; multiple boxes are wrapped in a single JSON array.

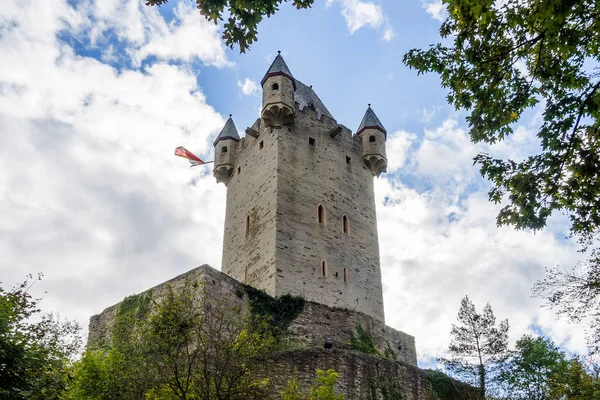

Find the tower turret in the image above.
[
  {"left": 213, "top": 116, "right": 240, "bottom": 185},
  {"left": 357, "top": 105, "right": 387, "bottom": 177},
  {"left": 261, "top": 52, "right": 295, "bottom": 128}
]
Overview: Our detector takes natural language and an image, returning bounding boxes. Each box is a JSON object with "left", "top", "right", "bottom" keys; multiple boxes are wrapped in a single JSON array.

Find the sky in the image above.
[{"left": 0, "top": 0, "right": 588, "bottom": 367}]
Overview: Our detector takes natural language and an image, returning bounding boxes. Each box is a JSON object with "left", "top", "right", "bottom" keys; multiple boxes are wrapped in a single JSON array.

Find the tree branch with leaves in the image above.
[{"left": 145, "top": 0, "right": 314, "bottom": 53}]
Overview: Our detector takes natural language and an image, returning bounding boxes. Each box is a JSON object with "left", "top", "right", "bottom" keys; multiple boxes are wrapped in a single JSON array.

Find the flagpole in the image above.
[{"left": 191, "top": 161, "right": 214, "bottom": 167}]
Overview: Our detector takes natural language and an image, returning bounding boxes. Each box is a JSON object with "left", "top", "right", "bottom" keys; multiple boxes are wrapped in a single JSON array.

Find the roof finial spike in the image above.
[
  {"left": 278, "top": 50, "right": 281, "bottom": 55},
  {"left": 229, "top": 114, "right": 232, "bottom": 117},
  {"left": 368, "top": 103, "right": 371, "bottom": 108}
]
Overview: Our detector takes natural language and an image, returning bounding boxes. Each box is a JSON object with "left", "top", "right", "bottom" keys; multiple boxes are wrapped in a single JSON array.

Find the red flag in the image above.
[{"left": 175, "top": 146, "right": 205, "bottom": 167}]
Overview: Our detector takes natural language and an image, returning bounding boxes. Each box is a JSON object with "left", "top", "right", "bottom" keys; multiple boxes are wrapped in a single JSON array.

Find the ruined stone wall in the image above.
[
  {"left": 89, "top": 265, "right": 413, "bottom": 366},
  {"left": 288, "top": 301, "right": 416, "bottom": 366},
  {"left": 271, "top": 349, "right": 481, "bottom": 400},
  {"left": 275, "top": 106, "right": 385, "bottom": 322},
  {"left": 88, "top": 265, "right": 246, "bottom": 347}
]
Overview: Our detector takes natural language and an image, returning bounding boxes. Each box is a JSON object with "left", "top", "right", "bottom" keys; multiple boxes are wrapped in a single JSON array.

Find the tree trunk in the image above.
[{"left": 479, "top": 363, "right": 485, "bottom": 399}]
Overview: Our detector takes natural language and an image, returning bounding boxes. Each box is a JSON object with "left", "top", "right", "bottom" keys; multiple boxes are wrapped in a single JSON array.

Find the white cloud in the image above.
[
  {"left": 0, "top": 0, "right": 228, "bottom": 337},
  {"left": 327, "top": 0, "right": 385, "bottom": 33},
  {"left": 422, "top": 0, "right": 447, "bottom": 22},
  {"left": 68, "top": 0, "right": 232, "bottom": 68},
  {"left": 386, "top": 130, "right": 416, "bottom": 172},
  {"left": 132, "top": 2, "right": 233, "bottom": 68},
  {"left": 382, "top": 26, "right": 395, "bottom": 41},
  {"left": 376, "top": 118, "right": 586, "bottom": 363},
  {"left": 237, "top": 78, "right": 260, "bottom": 96}
]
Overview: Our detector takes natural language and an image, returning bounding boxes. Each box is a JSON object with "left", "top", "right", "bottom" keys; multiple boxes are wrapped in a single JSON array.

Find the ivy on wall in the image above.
[
  {"left": 368, "top": 374, "right": 404, "bottom": 400},
  {"left": 349, "top": 324, "right": 379, "bottom": 356},
  {"left": 239, "top": 284, "right": 305, "bottom": 334},
  {"left": 426, "top": 370, "right": 467, "bottom": 400}
]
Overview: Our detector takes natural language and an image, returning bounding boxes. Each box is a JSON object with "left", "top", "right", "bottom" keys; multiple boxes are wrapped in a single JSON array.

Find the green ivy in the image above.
[
  {"left": 116, "top": 290, "right": 152, "bottom": 320},
  {"left": 369, "top": 375, "right": 404, "bottom": 400},
  {"left": 349, "top": 324, "right": 379, "bottom": 356},
  {"left": 240, "top": 284, "right": 304, "bottom": 334},
  {"left": 383, "top": 342, "right": 397, "bottom": 361},
  {"left": 426, "top": 370, "right": 464, "bottom": 400}
]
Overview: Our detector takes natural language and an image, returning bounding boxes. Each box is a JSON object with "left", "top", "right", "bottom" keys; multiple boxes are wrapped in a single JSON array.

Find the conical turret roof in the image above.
[
  {"left": 213, "top": 116, "right": 240, "bottom": 146},
  {"left": 261, "top": 52, "right": 295, "bottom": 87},
  {"left": 356, "top": 105, "right": 387, "bottom": 137}
]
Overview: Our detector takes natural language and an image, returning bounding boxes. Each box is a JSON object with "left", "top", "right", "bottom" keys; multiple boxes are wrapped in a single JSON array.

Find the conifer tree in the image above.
[{"left": 441, "top": 295, "right": 509, "bottom": 398}]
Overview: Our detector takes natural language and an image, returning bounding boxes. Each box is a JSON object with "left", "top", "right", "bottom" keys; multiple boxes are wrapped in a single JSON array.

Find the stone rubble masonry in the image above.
[
  {"left": 88, "top": 265, "right": 481, "bottom": 399},
  {"left": 220, "top": 102, "right": 385, "bottom": 323},
  {"left": 88, "top": 265, "right": 416, "bottom": 366},
  {"left": 271, "top": 349, "right": 481, "bottom": 400}
]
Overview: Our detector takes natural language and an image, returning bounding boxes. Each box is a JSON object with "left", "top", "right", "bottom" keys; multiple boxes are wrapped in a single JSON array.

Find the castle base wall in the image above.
[
  {"left": 271, "top": 349, "right": 481, "bottom": 400},
  {"left": 89, "top": 265, "right": 416, "bottom": 366}
]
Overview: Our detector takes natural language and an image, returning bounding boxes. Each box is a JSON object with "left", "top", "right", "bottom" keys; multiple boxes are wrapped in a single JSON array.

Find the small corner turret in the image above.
[
  {"left": 357, "top": 105, "right": 387, "bottom": 177},
  {"left": 213, "top": 115, "right": 240, "bottom": 185},
  {"left": 261, "top": 51, "right": 295, "bottom": 128}
]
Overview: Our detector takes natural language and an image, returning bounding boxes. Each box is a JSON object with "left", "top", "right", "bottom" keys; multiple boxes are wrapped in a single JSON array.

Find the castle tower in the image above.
[
  {"left": 261, "top": 52, "right": 295, "bottom": 128},
  {"left": 213, "top": 116, "right": 240, "bottom": 185},
  {"left": 357, "top": 105, "right": 387, "bottom": 177},
  {"left": 216, "top": 55, "right": 387, "bottom": 322}
]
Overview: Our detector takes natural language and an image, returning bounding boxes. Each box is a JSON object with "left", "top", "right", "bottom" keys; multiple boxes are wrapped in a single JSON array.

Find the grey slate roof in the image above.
[
  {"left": 261, "top": 53, "right": 294, "bottom": 85},
  {"left": 357, "top": 105, "right": 386, "bottom": 136},
  {"left": 294, "top": 80, "right": 334, "bottom": 121},
  {"left": 213, "top": 116, "right": 240, "bottom": 146}
]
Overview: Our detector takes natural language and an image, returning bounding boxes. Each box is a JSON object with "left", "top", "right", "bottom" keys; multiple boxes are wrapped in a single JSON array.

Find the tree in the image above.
[
  {"left": 67, "top": 292, "right": 156, "bottom": 400},
  {"left": 0, "top": 274, "right": 82, "bottom": 400},
  {"left": 497, "top": 335, "right": 568, "bottom": 400},
  {"left": 68, "top": 280, "right": 280, "bottom": 400},
  {"left": 281, "top": 369, "right": 345, "bottom": 400},
  {"left": 549, "top": 357, "right": 600, "bottom": 400},
  {"left": 143, "top": 281, "right": 277, "bottom": 400},
  {"left": 533, "top": 249, "right": 600, "bottom": 354},
  {"left": 403, "top": 0, "right": 600, "bottom": 356},
  {"left": 440, "top": 295, "right": 509, "bottom": 398},
  {"left": 145, "top": 0, "right": 314, "bottom": 53}
]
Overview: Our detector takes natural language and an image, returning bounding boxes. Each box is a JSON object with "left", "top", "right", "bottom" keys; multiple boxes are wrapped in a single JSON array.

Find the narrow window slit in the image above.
[{"left": 318, "top": 204, "right": 326, "bottom": 224}]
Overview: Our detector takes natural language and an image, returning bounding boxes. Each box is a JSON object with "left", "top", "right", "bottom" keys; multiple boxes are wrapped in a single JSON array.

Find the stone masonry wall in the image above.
[
  {"left": 220, "top": 119, "right": 279, "bottom": 295},
  {"left": 88, "top": 265, "right": 414, "bottom": 366},
  {"left": 275, "top": 105, "right": 385, "bottom": 322},
  {"left": 88, "top": 265, "right": 476, "bottom": 399},
  {"left": 220, "top": 100, "right": 385, "bottom": 323},
  {"left": 88, "top": 265, "right": 245, "bottom": 347},
  {"left": 271, "top": 349, "right": 481, "bottom": 400},
  {"left": 288, "top": 301, "right": 416, "bottom": 366}
]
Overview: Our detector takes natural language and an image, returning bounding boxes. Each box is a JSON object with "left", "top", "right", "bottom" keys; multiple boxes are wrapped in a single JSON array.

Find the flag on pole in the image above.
[{"left": 174, "top": 146, "right": 205, "bottom": 167}]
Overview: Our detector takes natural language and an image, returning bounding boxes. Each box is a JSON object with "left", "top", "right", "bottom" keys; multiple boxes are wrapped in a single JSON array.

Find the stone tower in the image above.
[{"left": 214, "top": 54, "right": 388, "bottom": 322}]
